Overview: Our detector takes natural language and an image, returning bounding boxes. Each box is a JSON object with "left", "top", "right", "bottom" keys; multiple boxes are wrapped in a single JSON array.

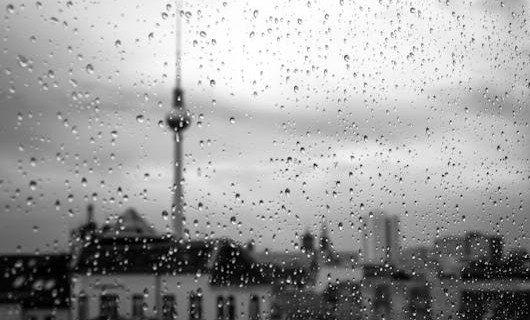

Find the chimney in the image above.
[{"left": 87, "top": 204, "right": 94, "bottom": 224}]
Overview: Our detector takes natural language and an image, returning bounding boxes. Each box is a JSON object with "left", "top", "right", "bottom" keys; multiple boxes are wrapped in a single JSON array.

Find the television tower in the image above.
[{"left": 166, "top": 0, "right": 190, "bottom": 240}]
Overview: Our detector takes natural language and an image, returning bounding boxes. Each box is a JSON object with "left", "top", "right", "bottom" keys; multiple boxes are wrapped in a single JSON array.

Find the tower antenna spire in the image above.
[
  {"left": 175, "top": 0, "right": 182, "bottom": 89},
  {"left": 166, "top": 0, "right": 190, "bottom": 240}
]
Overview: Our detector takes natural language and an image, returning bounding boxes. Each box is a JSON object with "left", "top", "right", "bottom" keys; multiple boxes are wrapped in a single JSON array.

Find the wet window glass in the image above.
[{"left": 0, "top": 1, "right": 529, "bottom": 320}]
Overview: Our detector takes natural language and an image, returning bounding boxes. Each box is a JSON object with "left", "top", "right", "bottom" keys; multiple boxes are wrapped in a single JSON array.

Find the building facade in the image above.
[
  {"left": 71, "top": 210, "right": 272, "bottom": 320},
  {"left": 361, "top": 211, "right": 401, "bottom": 265}
]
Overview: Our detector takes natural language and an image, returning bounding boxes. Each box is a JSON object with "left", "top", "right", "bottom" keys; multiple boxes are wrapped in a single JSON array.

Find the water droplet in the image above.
[
  {"left": 293, "top": 85, "right": 299, "bottom": 93},
  {"left": 17, "top": 55, "right": 29, "bottom": 68},
  {"left": 114, "top": 40, "right": 121, "bottom": 48},
  {"left": 209, "top": 79, "right": 216, "bottom": 87},
  {"left": 199, "top": 31, "right": 207, "bottom": 37},
  {"left": 344, "top": 54, "right": 350, "bottom": 62},
  {"left": 85, "top": 64, "right": 94, "bottom": 74},
  {"left": 136, "top": 115, "right": 145, "bottom": 123},
  {"left": 229, "top": 117, "right": 235, "bottom": 124},
  {"left": 6, "top": 4, "right": 15, "bottom": 13}
]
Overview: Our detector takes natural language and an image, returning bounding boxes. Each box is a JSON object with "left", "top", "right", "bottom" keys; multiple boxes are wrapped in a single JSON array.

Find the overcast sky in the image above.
[{"left": 0, "top": 0, "right": 529, "bottom": 254}]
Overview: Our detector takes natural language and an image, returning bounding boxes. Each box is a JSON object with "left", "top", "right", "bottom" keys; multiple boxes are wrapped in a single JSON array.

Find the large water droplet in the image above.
[
  {"left": 85, "top": 64, "right": 94, "bottom": 74},
  {"left": 17, "top": 55, "right": 29, "bottom": 68}
]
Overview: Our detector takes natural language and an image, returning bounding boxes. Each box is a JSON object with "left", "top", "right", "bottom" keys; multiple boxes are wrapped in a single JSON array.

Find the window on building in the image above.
[
  {"left": 409, "top": 286, "right": 432, "bottom": 320},
  {"left": 374, "top": 284, "right": 391, "bottom": 314},
  {"left": 217, "top": 296, "right": 225, "bottom": 320},
  {"left": 227, "top": 295, "right": 236, "bottom": 320},
  {"left": 79, "top": 294, "right": 88, "bottom": 320},
  {"left": 162, "top": 294, "right": 177, "bottom": 320},
  {"left": 100, "top": 294, "right": 119, "bottom": 319},
  {"left": 270, "top": 301, "right": 283, "bottom": 320},
  {"left": 249, "top": 295, "right": 260, "bottom": 320},
  {"left": 189, "top": 292, "right": 202, "bottom": 320},
  {"left": 132, "top": 294, "right": 144, "bottom": 318}
]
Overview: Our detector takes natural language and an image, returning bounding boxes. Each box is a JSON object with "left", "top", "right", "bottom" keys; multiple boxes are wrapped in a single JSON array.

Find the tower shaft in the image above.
[{"left": 172, "top": 130, "right": 184, "bottom": 239}]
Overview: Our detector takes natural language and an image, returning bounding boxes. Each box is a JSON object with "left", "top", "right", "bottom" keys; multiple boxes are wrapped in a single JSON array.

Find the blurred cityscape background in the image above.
[
  {"left": 0, "top": 205, "right": 529, "bottom": 320},
  {"left": 1, "top": 0, "right": 529, "bottom": 319}
]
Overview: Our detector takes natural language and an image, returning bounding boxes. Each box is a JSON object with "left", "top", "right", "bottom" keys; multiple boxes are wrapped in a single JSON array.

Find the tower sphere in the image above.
[{"left": 166, "top": 87, "right": 191, "bottom": 131}]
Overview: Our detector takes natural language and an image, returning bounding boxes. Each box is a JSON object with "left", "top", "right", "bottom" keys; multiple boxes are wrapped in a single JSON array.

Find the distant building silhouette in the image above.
[
  {"left": 464, "top": 232, "right": 504, "bottom": 263},
  {"left": 319, "top": 223, "right": 330, "bottom": 253},
  {"left": 100, "top": 207, "right": 158, "bottom": 238},
  {"left": 361, "top": 211, "right": 401, "bottom": 265},
  {"left": 434, "top": 231, "right": 506, "bottom": 277},
  {"left": 300, "top": 230, "right": 315, "bottom": 254}
]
